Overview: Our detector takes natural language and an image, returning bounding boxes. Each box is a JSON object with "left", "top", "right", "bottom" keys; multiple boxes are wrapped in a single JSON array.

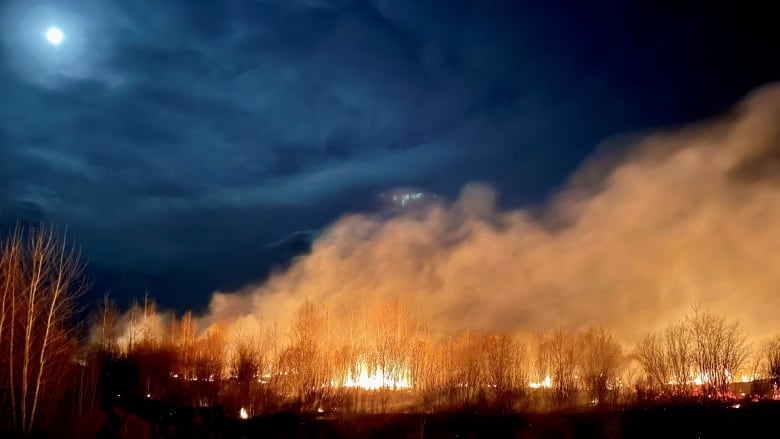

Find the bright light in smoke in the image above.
[
  {"left": 529, "top": 376, "right": 552, "bottom": 389},
  {"left": 343, "top": 362, "right": 411, "bottom": 390},
  {"left": 239, "top": 407, "right": 249, "bottom": 420}
]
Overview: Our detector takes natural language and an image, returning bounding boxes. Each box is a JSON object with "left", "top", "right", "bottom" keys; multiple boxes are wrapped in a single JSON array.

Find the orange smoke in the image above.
[{"left": 201, "top": 83, "right": 780, "bottom": 343}]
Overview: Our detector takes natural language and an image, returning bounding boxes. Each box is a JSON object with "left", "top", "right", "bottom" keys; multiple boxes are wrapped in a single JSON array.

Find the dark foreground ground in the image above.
[
  {"left": 68, "top": 399, "right": 780, "bottom": 439},
  {"left": 230, "top": 402, "right": 776, "bottom": 439}
]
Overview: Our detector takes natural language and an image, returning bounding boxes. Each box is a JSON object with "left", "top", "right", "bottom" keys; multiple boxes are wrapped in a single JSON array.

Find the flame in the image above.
[
  {"left": 666, "top": 371, "right": 754, "bottom": 386},
  {"left": 343, "top": 362, "right": 411, "bottom": 390},
  {"left": 529, "top": 375, "right": 552, "bottom": 389},
  {"left": 239, "top": 407, "right": 249, "bottom": 419}
]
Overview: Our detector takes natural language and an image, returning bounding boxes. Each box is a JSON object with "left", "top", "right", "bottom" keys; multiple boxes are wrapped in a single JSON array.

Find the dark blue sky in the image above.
[{"left": 1, "top": 0, "right": 778, "bottom": 311}]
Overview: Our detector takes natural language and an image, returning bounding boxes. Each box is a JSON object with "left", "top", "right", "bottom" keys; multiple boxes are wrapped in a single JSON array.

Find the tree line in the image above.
[
  {"left": 2, "top": 225, "right": 780, "bottom": 436},
  {"left": 87, "top": 291, "right": 779, "bottom": 418}
]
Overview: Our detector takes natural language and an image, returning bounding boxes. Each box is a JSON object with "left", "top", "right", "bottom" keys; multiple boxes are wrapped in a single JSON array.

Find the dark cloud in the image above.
[{"left": 0, "top": 0, "right": 778, "bottom": 310}]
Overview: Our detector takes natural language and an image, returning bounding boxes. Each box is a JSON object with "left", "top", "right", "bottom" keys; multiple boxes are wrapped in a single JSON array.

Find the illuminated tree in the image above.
[
  {"left": 687, "top": 309, "right": 749, "bottom": 398},
  {"left": 577, "top": 327, "right": 623, "bottom": 405},
  {"left": 92, "top": 294, "right": 119, "bottom": 356},
  {"left": 137, "top": 294, "right": 162, "bottom": 348},
  {"left": 190, "top": 322, "right": 227, "bottom": 406},
  {"left": 761, "top": 337, "right": 780, "bottom": 394},
  {"left": 282, "top": 301, "right": 326, "bottom": 409},
  {"left": 539, "top": 327, "right": 577, "bottom": 406},
  {"left": 663, "top": 321, "right": 694, "bottom": 396},
  {"left": 173, "top": 310, "right": 198, "bottom": 380},
  {"left": 227, "top": 317, "right": 276, "bottom": 415},
  {"left": 370, "top": 298, "right": 412, "bottom": 390},
  {"left": 451, "top": 331, "right": 486, "bottom": 406},
  {"left": 483, "top": 333, "right": 527, "bottom": 409},
  {"left": 410, "top": 337, "right": 443, "bottom": 409},
  {"left": 635, "top": 319, "right": 696, "bottom": 399},
  {"left": 0, "top": 226, "right": 86, "bottom": 434},
  {"left": 635, "top": 332, "right": 669, "bottom": 395},
  {"left": 124, "top": 298, "right": 147, "bottom": 353},
  {"left": 0, "top": 226, "right": 24, "bottom": 432}
]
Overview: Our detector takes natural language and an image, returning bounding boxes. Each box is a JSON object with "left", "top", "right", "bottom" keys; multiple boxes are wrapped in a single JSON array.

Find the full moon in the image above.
[{"left": 45, "top": 27, "right": 64, "bottom": 45}]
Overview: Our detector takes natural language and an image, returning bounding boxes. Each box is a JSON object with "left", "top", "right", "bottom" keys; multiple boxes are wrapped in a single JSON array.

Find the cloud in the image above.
[
  {"left": 0, "top": 0, "right": 467, "bottom": 217},
  {"left": 205, "top": 84, "right": 780, "bottom": 343}
]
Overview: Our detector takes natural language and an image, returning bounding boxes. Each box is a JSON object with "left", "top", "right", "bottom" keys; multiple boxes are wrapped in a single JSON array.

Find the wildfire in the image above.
[
  {"left": 239, "top": 407, "right": 249, "bottom": 420},
  {"left": 343, "top": 362, "right": 411, "bottom": 390},
  {"left": 666, "top": 371, "right": 756, "bottom": 386},
  {"left": 529, "top": 376, "right": 552, "bottom": 389}
]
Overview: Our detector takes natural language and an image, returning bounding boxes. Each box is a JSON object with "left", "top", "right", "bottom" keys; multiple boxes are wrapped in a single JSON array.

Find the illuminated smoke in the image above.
[{"left": 204, "top": 84, "right": 780, "bottom": 343}]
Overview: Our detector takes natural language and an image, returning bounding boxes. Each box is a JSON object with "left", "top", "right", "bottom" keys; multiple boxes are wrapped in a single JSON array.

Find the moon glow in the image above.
[{"left": 45, "top": 27, "right": 63, "bottom": 45}]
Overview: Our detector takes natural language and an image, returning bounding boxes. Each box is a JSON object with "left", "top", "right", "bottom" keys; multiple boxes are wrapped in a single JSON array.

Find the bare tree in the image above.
[
  {"left": 230, "top": 336, "right": 258, "bottom": 414},
  {"left": 0, "top": 224, "right": 23, "bottom": 431},
  {"left": 138, "top": 294, "right": 161, "bottom": 348},
  {"left": 577, "top": 327, "right": 623, "bottom": 405},
  {"left": 635, "top": 320, "right": 695, "bottom": 399},
  {"left": 126, "top": 299, "right": 142, "bottom": 353},
  {"left": 0, "top": 226, "right": 86, "bottom": 434},
  {"left": 370, "top": 298, "right": 411, "bottom": 391},
  {"left": 761, "top": 337, "right": 780, "bottom": 396},
  {"left": 635, "top": 333, "right": 669, "bottom": 394},
  {"left": 482, "top": 333, "right": 526, "bottom": 409},
  {"left": 664, "top": 321, "right": 694, "bottom": 396},
  {"left": 174, "top": 310, "right": 198, "bottom": 380},
  {"left": 449, "top": 331, "right": 486, "bottom": 407},
  {"left": 540, "top": 327, "right": 577, "bottom": 406},
  {"left": 92, "top": 294, "right": 119, "bottom": 355},
  {"left": 283, "top": 301, "right": 325, "bottom": 409},
  {"left": 688, "top": 308, "right": 749, "bottom": 398},
  {"left": 410, "top": 337, "right": 442, "bottom": 409},
  {"left": 191, "top": 322, "right": 227, "bottom": 406}
]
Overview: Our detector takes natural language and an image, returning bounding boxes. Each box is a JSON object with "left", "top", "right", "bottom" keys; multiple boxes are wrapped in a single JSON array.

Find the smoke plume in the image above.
[{"left": 206, "top": 83, "right": 780, "bottom": 343}]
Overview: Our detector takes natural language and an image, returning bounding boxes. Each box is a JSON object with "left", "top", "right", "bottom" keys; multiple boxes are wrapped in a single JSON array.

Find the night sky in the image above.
[{"left": 1, "top": 0, "right": 778, "bottom": 312}]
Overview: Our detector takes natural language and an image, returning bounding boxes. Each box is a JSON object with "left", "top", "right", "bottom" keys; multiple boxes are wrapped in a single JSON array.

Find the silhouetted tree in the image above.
[
  {"left": 578, "top": 327, "right": 623, "bottom": 405},
  {"left": 687, "top": 308, "right": 749, "bottom": 398},
  {"left": 483, "top": 333, "right": 527, "bottom": 409},
  {"left": 762, "top": 337, "right": 780, "bottom": 395},
  {"left": 540, "top": 327, "right": 577, "bottom": 406},
  {"left": 635, "top": 320, "right": 695, "bottom": 399},
  {"left": 635, "top": 332, "right": 669, "bottom": 395}
]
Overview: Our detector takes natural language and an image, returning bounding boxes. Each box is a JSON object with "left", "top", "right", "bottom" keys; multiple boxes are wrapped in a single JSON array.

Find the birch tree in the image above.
[{"left": 0, "top": 226, "right": 86, "bottom": 435}]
